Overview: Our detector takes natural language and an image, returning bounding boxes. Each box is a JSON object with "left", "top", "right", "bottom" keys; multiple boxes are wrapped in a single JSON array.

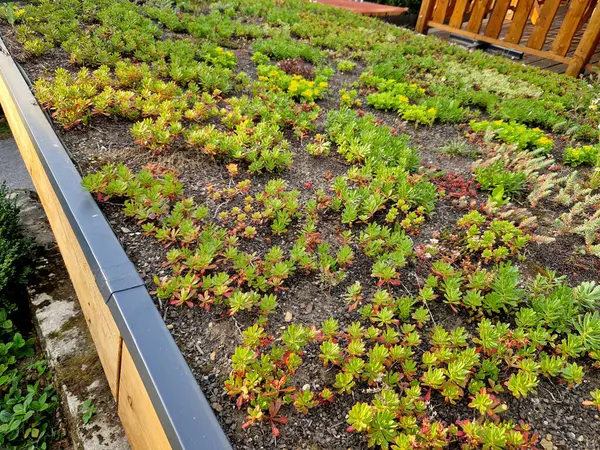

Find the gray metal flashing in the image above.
[
  {"left": 0, "top": 37, "right": 144, "bottom": 301},
  {"left": 0, "top": 36, "right": 233, "bottom": 450},
  {"left": 109, "top": 287, "right": 232, "bottom": 450}
]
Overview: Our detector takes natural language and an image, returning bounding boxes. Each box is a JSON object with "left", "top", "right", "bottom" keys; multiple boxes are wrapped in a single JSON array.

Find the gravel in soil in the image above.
[
  {"left": 3, "top": 23, "right": 600, "bottom": 450},
  {"left": 97, "top": 118, "right": 600, "bottom": 448}
]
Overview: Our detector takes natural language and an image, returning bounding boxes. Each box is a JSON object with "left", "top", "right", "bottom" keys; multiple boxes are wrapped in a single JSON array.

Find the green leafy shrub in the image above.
[
  {"left": 361, "top": 73, "right": 424, "bottom": 98},
  {"left": 362, "top": 73, "right": 429, "bottom": 122},
  {"left": 421, "top": 97, "right": 466, "bottom": 123},
  {"left": 362, "top": 72, "right": 468, "bottom": 124},
  {"left": 185, "top": 120, "right": 293, "bottom": 172},
  {"left": 491, "top": 97, "right": 564, "bottom": 131},
  {"left": 326, "top": 108, "right": 419, "bottom": 169},
  {"left": 0, "top": 184, "right": 35, "bottom": 311},
  {"left": 0, "top": 187, "right": 58, "bottom": 449},
  {"left": 252, "top": 51, "right": 270, "bottom": 65},
  {"left": 0, "top": 318, "right": 58, "bottom": 450},
  {"left": 366, "top": 91, "right": 410, "bottom": 111},
  {"left": 456, "top": 210, "right": 531, "bottom": 263},
  {"left": 339, "top": 89, "right": 361, "bottom": 108},
  {"left": 401, "top": 104, "right": 437, "bottom": 126},
  {"left": 23, "top": 38, "right": 53, "bottom": 56}
]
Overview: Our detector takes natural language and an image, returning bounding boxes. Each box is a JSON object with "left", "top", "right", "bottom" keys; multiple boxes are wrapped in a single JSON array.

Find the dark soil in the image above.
[{"left": 3, "top": 20, "right": 600, "bottom": 450}]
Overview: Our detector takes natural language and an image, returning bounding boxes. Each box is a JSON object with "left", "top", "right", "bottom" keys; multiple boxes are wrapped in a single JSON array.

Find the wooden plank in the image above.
[
  {"left": 416, "top": 0, "right": 438, "bottom": 33},
  {"left": 428, "top": 20, "right": 573, "bottom": 63},
  {"left": 445, "top": 0, "right": 458, "bottom": 21},
  {"left": 521, "top": 28, "right": 534, "bottom": 39},
  {"left": 568, "top": 35, "right": 585, "bottom": 55},
  {"left": 433, "top": 0, "right": 451, "bottom": 23},
  {"left": 527, "top": 0, "right": 562, "bottom": 49},
  {"left": 485, "top": 0, "right": 512, "bottom": 38},
  {"left": 536, "top": 57, "right": 564, "bottom": 68},
  {"left": 525, "top": 55, "right": 546, "bottom": 63},
  {"left": 0, "top": 79, "right": 122, "bottom": 398},
  {"left": 449, "top": 0, "right": 470, "bottom": 27},
  {"left": 543, "top": 61, "right": 568, "bottom": 72},
  {"left": 577, "top": 0, "right": 597, "bottom": 30},
  {"left": 527, "top": 0, "right": 560, "bottom": 50},
  {"left": 505, "top": 0, "right": 536, "bottom": 43},
  {"left": 466, "top": 0, "right": 491, "bottom": 32},
  {"left": 551, "top": 0, "right": 590, "bottom": 56},
  {"left": 119, "top": 345, "right": 171, "bottom": 450},
  {"left": 567, "top": 3, "right": 600, "bottom": 75}
]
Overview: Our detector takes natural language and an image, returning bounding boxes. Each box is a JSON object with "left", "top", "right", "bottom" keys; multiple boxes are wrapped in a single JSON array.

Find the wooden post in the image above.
[
  {"left": 466, "top": 0, "right": 492, "bottom": 33},
  {"left": 551, "top": 0, "right": 592, "bottom": 56},
  {"left": 505, "top": 0, "right": 536, "bottom": 43},
  {"left": 577, "top": 0, "right": 598, "bottom": 32},
  {"left": 566, "top": 4, "right": 600, "bottom": 76},
  {"left": 485, "top": 0, "right": 512, "bottom": 38},
  {"left": 445, "top": 0, "right": 458, "bottom": 21},
  {"left": 449, "top": 0, "right": 470, "bottom": 27},
  {"left": 416, "top": 0, "right": 437, "bottom": 34},
  {"left": 432, "top": 0, "right": 451, "bottom": 23},
  {"left": 527, "top": 0, "right": 562, "bottom": 49}
]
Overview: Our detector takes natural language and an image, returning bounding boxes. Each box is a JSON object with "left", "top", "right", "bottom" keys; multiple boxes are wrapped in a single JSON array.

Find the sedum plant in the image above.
[
  {"left": 27, "top": 0, "right": 600, "bottom": 446},
  {"left": 563, "top": 144, "right": 600, "bottom": 167},
  {"left": 470, "top": 120, "right": 553, "bottom": 153}
]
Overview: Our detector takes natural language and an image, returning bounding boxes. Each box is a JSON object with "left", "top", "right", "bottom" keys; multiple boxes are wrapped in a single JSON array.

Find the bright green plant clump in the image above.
[
  {"left": 563, "top": 144, "right": 600, "bottom": 167},
  {"left": 337, "top": 60, "right": 356, "bottom": 72},
  {"left": 470, "top": 120, "right": 554, "bottom": 153},
  {"left": 339, "top": 88, "right": 361, "bottom": 108},
  {"left": 455, "top": 210, "right": 531, "bottom": 262},
  {"left": 256, "top": 64, "right": 330, "bottom": 102},
  {"left": 361, "top": 73, "right": 449, "bottom": 125},
  {"left": 253, "top": 35, "right": 325, "bottom": 64},
  {"left": 475, "top": 161, "right": 527, "bottom": 196},
  {"left": 326, "top": 108, "right": 419, "bottom": 169}
]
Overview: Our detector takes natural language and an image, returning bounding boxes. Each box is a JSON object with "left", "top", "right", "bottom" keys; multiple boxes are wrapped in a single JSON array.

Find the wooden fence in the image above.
[{"left": 416, "top": 0, "right": 600, "bottom": 75}]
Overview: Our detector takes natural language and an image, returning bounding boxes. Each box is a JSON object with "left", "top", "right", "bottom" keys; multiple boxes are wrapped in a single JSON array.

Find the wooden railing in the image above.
[{"left": 416, "top": 0, "right": 600, "bottom": 75}]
